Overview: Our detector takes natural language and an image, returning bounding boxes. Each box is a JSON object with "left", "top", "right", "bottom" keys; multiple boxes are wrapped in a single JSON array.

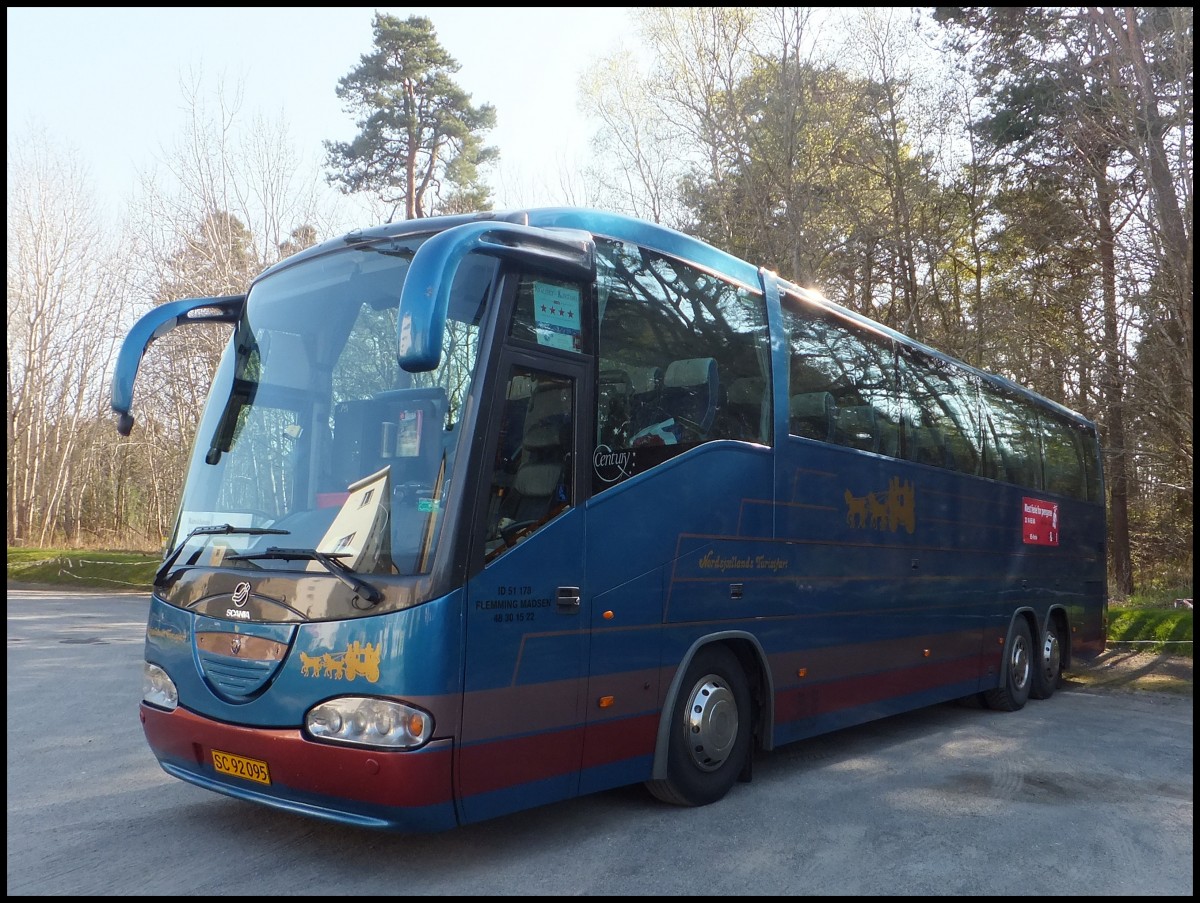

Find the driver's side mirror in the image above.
[{"left": 397, "top": 221, "right": 595, "bottom": 373}]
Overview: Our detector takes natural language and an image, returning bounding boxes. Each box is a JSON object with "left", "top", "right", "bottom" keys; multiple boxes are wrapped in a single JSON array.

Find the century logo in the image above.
[{"left": 593, "top": 444, "right": 634, "bottom": 483}]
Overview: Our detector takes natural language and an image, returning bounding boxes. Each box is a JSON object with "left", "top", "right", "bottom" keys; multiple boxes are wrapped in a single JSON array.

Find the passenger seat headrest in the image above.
[{"left": 664, "top": 357, "right": 717, "bottom": 388}]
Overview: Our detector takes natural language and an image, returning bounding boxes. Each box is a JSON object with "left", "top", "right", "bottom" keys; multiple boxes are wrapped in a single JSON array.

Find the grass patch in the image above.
[
  {"left": 1107, "top": 608, "right": 1193, "bottom": 658},
  {"left": 7, "top": 547, "right": 157, "bottom": 590}
]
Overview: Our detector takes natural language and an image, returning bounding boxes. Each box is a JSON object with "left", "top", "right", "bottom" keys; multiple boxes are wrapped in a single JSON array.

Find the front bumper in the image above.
[{"left": 140, "top": 703, "right": 458, "bottom": 832}]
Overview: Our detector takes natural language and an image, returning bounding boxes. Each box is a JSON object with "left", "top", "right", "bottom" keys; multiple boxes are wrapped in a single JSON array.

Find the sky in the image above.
[{"left": 6, "top": 7, "right": 637, "bottom": 225}]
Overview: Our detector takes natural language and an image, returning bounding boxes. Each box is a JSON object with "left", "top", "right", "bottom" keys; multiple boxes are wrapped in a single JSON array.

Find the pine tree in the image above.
[{"left": 325, "top": 13, "right": 497, "bottom": 220}]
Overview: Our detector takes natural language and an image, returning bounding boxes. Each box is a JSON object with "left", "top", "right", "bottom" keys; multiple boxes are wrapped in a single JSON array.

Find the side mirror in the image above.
[
  {"left": 397, "top": 222, "right": 595, "bottom": 372},
  {"left": 111, "top": 295, "right": 244, "bottom": 435}
]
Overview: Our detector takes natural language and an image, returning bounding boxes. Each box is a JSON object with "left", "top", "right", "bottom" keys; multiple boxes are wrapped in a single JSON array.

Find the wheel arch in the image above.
[{"left": 650, "top": 632, "right": 774, "bottom": 781}]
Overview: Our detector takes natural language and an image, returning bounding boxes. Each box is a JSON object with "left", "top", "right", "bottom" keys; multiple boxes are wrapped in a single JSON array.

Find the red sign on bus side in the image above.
[{"left": 1022, "top": 497, "right": 1059, "bottom": 546}]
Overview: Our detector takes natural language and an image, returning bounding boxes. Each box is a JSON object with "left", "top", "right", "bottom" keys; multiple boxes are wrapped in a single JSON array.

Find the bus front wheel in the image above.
[
  {"left": 646, "top": 645, "right": 751, "bottom": 807},
  {"left": 983, "top": 618, "right": 1033, "bottom": 712}
]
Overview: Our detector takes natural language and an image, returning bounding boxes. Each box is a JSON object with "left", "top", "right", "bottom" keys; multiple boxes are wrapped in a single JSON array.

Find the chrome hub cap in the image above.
[
  {"left": 684, "top": 674, "right": 738, "bottom": 771},
  {"left": 1011, "top": 634, "right": 1031, "bottom": 691},
  {"left": 1040, "top": 631, "right": 1061, "bottom": 682}
]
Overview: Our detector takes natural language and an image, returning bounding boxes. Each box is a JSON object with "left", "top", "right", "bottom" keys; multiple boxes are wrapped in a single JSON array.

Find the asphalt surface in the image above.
[{"left": 6, "top": 588, "right": 1193, "bottom": 896}]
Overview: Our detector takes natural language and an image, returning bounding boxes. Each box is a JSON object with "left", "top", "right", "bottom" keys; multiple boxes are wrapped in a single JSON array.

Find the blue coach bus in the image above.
[{"left": 114, "top": 208, "right": 1107, "bottom": 831}]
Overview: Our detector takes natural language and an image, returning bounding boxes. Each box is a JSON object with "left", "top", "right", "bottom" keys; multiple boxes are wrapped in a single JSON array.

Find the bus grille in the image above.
[{"left": 197, "top": 652, "right": 278, "bottom": 701}]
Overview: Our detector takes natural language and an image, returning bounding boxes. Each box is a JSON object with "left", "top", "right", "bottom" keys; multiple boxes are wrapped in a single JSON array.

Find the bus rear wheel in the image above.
[
  {"left": 983, "top": 618, "right": 1033, "bottom": 712},
  {"left": 1031, "top": 620, "right": 1063, "bottom": 700},
  {"left": 646, "top": 645, "right": 751, "bottom": 807}
]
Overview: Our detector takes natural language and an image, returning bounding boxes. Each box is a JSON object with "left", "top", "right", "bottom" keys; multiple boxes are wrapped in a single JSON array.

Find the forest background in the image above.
[{"left": 6, "top": 8, "right": 1192, "bottom": 599}]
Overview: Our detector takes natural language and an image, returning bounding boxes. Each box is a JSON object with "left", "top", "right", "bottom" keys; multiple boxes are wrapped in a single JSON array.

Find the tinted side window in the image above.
[
  {"left": 1080, "top": 424, "right": 1103, "bottom": 503},
  {"left": 896, "top": 350, "right": 981, "bottom": 474},
  {"left": 590, "top": 240, "right": 770, "bottom": 493},
  {"left": 781, "top": 296, "right": 900, "bottom": 454},
  {"left": 1040, "top": 412, "right": 1087, "bottom": 500},
  {"left": 980, "top": 384, "right": 1043, "bottom": 489}
]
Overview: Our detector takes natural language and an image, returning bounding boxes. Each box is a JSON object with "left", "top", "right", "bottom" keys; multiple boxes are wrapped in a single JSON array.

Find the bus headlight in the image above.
[
  {"left": 142, "top": 662, "right": 178, "bottom": 711},
  {"left": 306, "top": 698, "right": 433, "bottom": 750}
]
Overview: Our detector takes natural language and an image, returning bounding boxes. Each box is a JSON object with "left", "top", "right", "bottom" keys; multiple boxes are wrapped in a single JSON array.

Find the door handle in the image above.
[{"left": 556, "top": 586, "right": 581, "bottom": 614}]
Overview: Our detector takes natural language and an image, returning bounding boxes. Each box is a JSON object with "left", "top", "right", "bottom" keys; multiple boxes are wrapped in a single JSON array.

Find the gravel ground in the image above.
[{"left": 1065, "top": 648, "right": 1193, "bottom": 694}]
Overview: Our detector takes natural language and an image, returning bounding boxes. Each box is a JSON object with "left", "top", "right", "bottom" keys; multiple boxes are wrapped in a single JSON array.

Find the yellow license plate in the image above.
[{"left": 212, "top": 749, "right": 271, "bottom": 785}]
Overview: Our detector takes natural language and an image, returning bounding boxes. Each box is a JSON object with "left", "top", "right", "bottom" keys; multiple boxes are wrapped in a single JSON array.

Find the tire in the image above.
[
  {"left": 982, "top": 618, "right": 1034, "bottom": 712},
  {"left": 646, "top": 645, "right": 751, "bottom": 807},
  {"left": 1030, "top": 618, "right": 1063, "bottom": 700}
]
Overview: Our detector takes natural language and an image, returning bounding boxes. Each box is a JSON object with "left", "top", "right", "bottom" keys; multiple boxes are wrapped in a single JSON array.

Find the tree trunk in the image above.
[{"left": 1096, "top": 172, "right": 1133, "bottom": 595}]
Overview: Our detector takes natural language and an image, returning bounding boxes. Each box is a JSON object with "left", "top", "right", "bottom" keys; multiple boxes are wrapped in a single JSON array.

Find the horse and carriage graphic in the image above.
[
  {"left": 844, "top": 476, "right": 915, "bottom": 534},
  {"left": 298, "top": 640, "right": 382, "bottom": 683}
]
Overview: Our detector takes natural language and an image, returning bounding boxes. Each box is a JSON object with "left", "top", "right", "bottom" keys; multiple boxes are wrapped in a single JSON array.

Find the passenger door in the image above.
[{"left": 457, "top": 287, "right": 592, "bottom": 823}]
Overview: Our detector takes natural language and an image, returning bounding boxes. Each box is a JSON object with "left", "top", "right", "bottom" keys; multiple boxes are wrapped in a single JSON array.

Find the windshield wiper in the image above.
[
  {"left": 227, "top": 547, "right": 384, "bottom": 607},
  {"left": 157, "top": 524, "right": 290, "bottom": 584}
]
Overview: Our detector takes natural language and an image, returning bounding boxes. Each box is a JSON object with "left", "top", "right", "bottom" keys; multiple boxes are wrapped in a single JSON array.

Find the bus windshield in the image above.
[{"left": 169, "top": 235, "right": 497, "bottom": 585}]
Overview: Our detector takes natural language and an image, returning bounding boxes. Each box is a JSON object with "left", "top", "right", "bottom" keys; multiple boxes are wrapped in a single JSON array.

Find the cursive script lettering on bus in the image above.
[{"left": 593, "top": 444, "right": 634, "bottom": 482}]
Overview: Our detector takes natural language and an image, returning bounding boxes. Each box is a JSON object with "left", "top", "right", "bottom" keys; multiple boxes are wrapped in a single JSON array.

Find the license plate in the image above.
[{"left": 211, "top": 749, "right": 271, "bottom": 785}]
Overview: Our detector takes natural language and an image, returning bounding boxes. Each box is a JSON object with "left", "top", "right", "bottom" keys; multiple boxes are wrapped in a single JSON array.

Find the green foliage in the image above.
[
  {"left": 931, "top": 4, "right": 1193, "bottom": 605},
  {"left": 324, "top": 13, "right": 497, "bottom": 219},
  {"left": 160, "top": 211, "right": 262, "bottom": 299}
]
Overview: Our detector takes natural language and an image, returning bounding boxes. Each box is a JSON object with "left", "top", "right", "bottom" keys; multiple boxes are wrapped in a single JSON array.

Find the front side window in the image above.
[
  {"left": 509, "top": 275, "right": 588, "bottom": 354},
  {"left": 482, "top": 366, "right": 575, "bottom": 559}
]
